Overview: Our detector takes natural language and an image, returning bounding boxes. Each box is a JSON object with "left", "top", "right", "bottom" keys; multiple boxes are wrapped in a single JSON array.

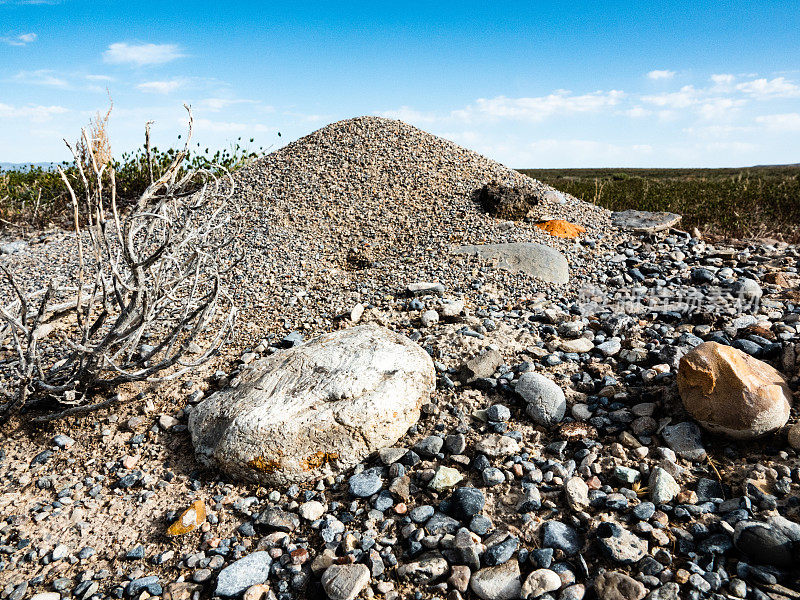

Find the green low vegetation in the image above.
[
  {"left": 0, "top": 140, "right": 263, "bottom": 231},
  {"left": 3, "top": 151, "right": 799, "bottom": 242},
  {"left": 519, "top": 166, "right": 800, "bottom": 242}
]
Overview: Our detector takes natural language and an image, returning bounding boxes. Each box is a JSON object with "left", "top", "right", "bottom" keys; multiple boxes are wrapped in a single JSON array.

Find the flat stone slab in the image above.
[
  {"left": 188, "top": 324, "right": 435, "bottom": 485},
  {"left": 612, "top": 209, "right": 682, "bottom": 233},
  {"left": 453, "top": 242, "right": 568, "bottom": 284}
]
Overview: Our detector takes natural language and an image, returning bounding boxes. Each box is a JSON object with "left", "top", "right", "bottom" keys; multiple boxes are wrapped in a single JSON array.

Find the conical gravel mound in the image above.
[{"left": 225, "top": 116, "right": 612, "bottom": 341}]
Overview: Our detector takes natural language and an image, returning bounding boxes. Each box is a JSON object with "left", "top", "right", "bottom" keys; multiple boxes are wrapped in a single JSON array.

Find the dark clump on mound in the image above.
[
  {"left": 477, "top": 180, "right": 540, "bottom": 220},
  {"left": 345, "top": 246, "right": 374, "bottom": 270}
]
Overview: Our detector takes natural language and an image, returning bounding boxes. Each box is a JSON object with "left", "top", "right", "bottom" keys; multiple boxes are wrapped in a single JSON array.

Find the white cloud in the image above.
[
  {"left": 755, "top": 113, "right": 800, "bottom": 132},
  {"left": 103, "top": 42, "right": 184, "bottom": 67},
  {"left": 455, "top": 90, "right": 625, "bottom": 123},
  {"left": 13, "top": 69, "right": 69, "bottom": 88},
  {"left": 0, "top": 102, "right": 68, "bottom": 122},
  {"left": 735, "top": 77, "right": 800, "bottom": 98},
  {"left": 623, "top": 106, "right": 652, "bottom": 118},
  {"left": 2, "top": 32, "right": 37, "bottom": 46},
  {"left": 683, "top": 124, "right": 754, "bottom": 139},
  {"left": 85, "top": 74, "right": 114, "bottom": 82},
  {"left": 136, "top": 79, "right": 185, "bottom": 94},
  {"left": 641, "top": 85, "right": 745, "bottom": 119},
  {"left": 374, "top": 106, "right": 438, "bottom": 123},
  {"left": 710, "top": 73, "right": 736, "bottom": 89},
  {"left": 641, "top": 85, "right": 699, "bottom": 108},
  {"left": 512, "top": 138, "right": 653, "bottom": 167},
  {"left": 697, "top": 97, "right": 746, "bottom": 120},
  {"left": 647, "top": 69, "right": 675, "bottom": 80}
]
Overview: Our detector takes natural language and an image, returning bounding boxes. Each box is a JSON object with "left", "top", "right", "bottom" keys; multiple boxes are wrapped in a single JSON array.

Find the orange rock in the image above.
[
  {"left": 678, "top": 342, "right": 791, "bottom": 439},
  {"left": 166, "top": 500, "right": 207, "bottom": 536},
  {"left": 763, "top": 271, "right": 790, "bottom": 287},
  {"left": 586, "top": 476, "right": 602, "bottom": 490},
  {"left": 675, "top": 569, "right": 690, "bottom": 584},
  {"left": 534, "top": 219, "right": 586, "bottom": 239}
]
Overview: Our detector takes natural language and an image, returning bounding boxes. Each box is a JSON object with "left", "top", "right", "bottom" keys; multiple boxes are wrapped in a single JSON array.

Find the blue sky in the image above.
[{"left": 1, "top": 0, "right": 799, "bottom": 167}]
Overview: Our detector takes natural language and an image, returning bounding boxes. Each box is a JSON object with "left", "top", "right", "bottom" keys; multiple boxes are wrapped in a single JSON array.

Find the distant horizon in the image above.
[
  {"left": 2, "top": 1, "right": 799, "bottom": 167},
  {"left": 4, "top": 156, "right": 799, "bottom": 171}
]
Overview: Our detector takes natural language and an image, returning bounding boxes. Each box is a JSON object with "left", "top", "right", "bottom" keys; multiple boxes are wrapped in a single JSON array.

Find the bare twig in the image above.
[{"left": 0, "top": 104, "right": 240, "bottom": 423}]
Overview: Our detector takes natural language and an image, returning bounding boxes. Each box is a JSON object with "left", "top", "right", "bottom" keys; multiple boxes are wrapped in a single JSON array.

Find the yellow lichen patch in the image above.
[
  {"left": 535, "top": 219, "right": 586, "bottom": 239},
  {"left": 248, "top": 456, "right": 282, "bottom": 473},
  {"left": 302, "top": 451, "right": 339, "bottom": 471},
  {"left": 166, "top": 500, "right": 206, "bottom": 537}
]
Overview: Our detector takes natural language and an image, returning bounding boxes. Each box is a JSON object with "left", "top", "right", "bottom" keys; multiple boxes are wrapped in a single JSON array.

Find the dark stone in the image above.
[
  {"left": 633, "top": 502, "right": 656, "bottom": 520},
  {"left": 424, "top": 512, "right": 460, "bottom": 535},
  {"left": 477, "top": 180, "right": 539, "bottom": 220},
  {"left": 697, "top": 533, "right": 733, "bottom": 555},
  {"left": 30, "top": 450, "right": 53, "bottom": 467},
  {"left": 469, "top": 515, "right": 493, "bottom": 536},
  {"left": 413, "top": 436, "right": 444, "bottom": 458},
  {"left": 125, "top": 545, "right": 145, "bottom": 560},
  {"left": 443, "top": 487, "right": 485, "bottom": 521},
  {"left": 542, "top": 521, "right": 582, "bottom": 555},
  {"left": 695, "top": 478, "right": 724, "bottom": 502},
  {"left": 691, "top": 268, "right": 715, "bottom": 284},
  {"left": 483, "top": 537, "right": 518, "bottom": 566},
  {"left": 731, "top": 338, "right": 763, "bottom": 357},
  {"left": 529, "top": 548, "right": 553, "bottom": 569},
  {"left": 125, "top": 577, "right": 161, "bottom": 597},
  {"left": 734, "top": 522, "right": 793, "bottom": 567},
  {"left": 256, "top": 508, "right": 299, "bottom": 532},
  {"left": 348, "top": 472, "right": 383, "bottom": 498}
]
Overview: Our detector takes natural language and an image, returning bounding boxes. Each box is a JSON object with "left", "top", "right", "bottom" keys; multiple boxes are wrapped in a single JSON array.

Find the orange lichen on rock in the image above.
[
  {"left": 302, "top": 451, "right": 339, "bottom": 471},
  {"left": 248, "top": 456, "right": 282, "bottom": 473},
  {"left": 534, "top": 219, "right": 586, "bottom": 239},
  {"left": 166, "top": 500, "right": 206, "bottom": 536}
]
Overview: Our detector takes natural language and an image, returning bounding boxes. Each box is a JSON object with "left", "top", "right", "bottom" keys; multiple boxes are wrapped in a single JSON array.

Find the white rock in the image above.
[
  {"left": 571, "top": 403, "right": 592, "bottom": 421},
  {"left": 454, "top": 243, "right": 569, "bottom": 285},
  {"left": 564, "top": 477, "right": 590, "bottom": 511},
  {"left": 420, "top": 310, "right": 439, "bottom": 328},
  {"left": 596, "top": 338, "right": 622, "bottom": 357},
  {"left": 189, "top": 325, "right": 435, "bottom": 485},
  {"left": 521, "top": 568, "right": 562, "bottom": 598},
  {"left": 440, "top": 298, "right": 465, "bottom": 318},
  {"left": 428, "top": 466, "right": 463, "bottom": 492},
  {"left": 559, "top": 337, "right": 594, "bottom": 353},
  {"left": 350, "top": 303, "right": 365, "bottom": 323},
  {"left": 516, "top": 373, "right": 566, "bottom": 426},
  {"left": 30, "top": 594, "right": 61, "bottom": 600},
  {"left": 649, "top": 466, "right": 681, "bottom": 504},
  {"left": 475, "top": 434, "right": 520, "bottom": 457},
  {"left": 470, "top": 560, "right": 522, "bottom": 600},
  {"left": 298, "top": 501, "right": 325, "bottom": 521},
  {"left": 158, "top": 415, "right": 179, "bottom": 430},
  {"left": 321, "top": 564, "right": 370, "bottom": 600}
]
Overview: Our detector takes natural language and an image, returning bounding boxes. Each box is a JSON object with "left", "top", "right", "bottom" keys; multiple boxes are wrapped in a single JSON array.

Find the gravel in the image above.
[{"left": 0, "top": 115, "right": 799, "bottom": 600}]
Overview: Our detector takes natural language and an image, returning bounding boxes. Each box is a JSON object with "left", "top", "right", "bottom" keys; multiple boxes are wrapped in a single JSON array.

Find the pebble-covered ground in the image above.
[{"left": 0, "top": 117, "right": 799, "bottom": 600}]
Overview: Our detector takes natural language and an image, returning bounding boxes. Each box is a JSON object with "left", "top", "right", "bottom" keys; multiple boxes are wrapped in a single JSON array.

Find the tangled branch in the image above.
[{"left": 0, "top": 105, "right": 240, "bottom": 424}]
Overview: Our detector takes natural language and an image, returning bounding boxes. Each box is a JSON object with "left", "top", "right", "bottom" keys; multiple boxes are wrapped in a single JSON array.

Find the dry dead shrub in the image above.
[{"left": 0, "top": 105, "right": 240, "bottom": 424}]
